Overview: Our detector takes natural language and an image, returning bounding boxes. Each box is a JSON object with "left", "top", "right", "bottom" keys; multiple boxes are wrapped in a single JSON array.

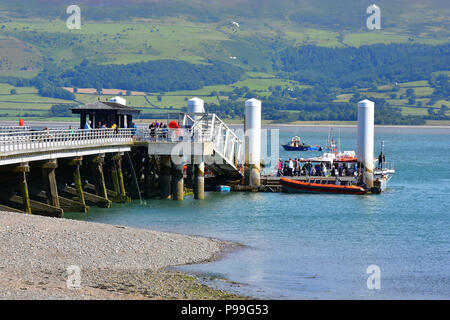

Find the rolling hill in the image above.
[{"left": 0, "top": 0, "right": 448, "bottom": 124}]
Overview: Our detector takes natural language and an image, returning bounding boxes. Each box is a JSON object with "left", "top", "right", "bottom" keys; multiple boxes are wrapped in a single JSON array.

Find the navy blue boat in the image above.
[{"left": 282, "top": 136, "right": 322, "bottom": 151}]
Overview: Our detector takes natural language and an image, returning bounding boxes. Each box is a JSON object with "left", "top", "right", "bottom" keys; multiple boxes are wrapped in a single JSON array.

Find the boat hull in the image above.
[
  {"left": 282, "top": 145, "right": 322, "bottom": 151},
  {"left": 280, "top": 178, "right": 366, "bottom": 195}
]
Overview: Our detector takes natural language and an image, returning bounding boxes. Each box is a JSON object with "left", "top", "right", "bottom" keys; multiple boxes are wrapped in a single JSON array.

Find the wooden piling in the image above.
[
  {"left": 62, "top": 157, "right": 89, "bottom": 213},
  {"left": 19, "top": 171, "right": 31, "bottom": 214},
  {"left": 159, "top": 155, "right": 171, "bottom": 199},
  {"left": 111, "top": 154, "right": 131, "bottom": 202},
  {"left": 63, "top": 186, "right": 111, "bottom": 208},
  {"left": 41, "top": 160, "right": 60, "bottom": 208},
  {"left": 73, "top": 163, "right": 86, "bottom": 207},
  {"left": 91, "top": 155, "right": 108, "bottom": 200}
]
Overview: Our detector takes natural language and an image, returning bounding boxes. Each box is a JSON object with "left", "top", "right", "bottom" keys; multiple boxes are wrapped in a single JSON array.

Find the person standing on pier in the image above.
[
  {"left": 294, "top": 158, "right": 300, "bottom": 176},
  {"left": 84, "top": 120, "right": 92, "bottom": 130},
  {"left": 378, "top": 151, "right": 385, "bottom": 169},
  {"left": 277, "top": 159, "right": 282, "bottom": 176},
  {"left": 110, "top": 122, "right": 118, "bottom": 134},
  {"left": 131, "top": 122, "right": 137, "bottom": 138},
  {"left": 288, "top": 158, "right": 294, "bottom": 177}
]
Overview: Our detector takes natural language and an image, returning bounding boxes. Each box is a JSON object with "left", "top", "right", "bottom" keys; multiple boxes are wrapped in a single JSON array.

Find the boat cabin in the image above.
[{"left": 289, "top": 136, "right": 301, "bottom": 147}]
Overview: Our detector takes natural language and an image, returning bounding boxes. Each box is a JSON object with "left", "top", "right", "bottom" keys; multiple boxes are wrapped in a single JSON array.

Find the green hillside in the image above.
[{"left": 0, "top": 0, "right": 448, "bottom": 124}]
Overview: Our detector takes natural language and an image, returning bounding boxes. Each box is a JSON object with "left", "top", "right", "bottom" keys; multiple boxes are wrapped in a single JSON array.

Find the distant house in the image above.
[{"left": 109, "top": 96, "right": 127, "bottom": 105}]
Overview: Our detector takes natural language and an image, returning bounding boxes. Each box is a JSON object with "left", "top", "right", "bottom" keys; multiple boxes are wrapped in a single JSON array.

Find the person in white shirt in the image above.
[{"left": 288, "top": 158, "right": 294, "bottom": 177}]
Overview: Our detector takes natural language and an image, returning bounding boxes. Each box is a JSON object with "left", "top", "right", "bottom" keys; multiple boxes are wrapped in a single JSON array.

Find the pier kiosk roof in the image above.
[{"left": 72, "top": 101, "right": 140, "bottom": 129}]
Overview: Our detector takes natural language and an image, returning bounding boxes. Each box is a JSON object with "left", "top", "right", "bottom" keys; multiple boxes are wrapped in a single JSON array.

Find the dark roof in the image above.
[{"left": 71, "top": 101, "right": 140, "bottom": 114}]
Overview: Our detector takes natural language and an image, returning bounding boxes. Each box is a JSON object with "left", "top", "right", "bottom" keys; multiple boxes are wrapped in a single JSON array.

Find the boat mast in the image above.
[{"left": 338, "top": 128, "right": 341, "bottom": 154}]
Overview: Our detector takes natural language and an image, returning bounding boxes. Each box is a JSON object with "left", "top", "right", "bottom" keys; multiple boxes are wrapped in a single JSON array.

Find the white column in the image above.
[
  {"left": 357, "top": 99, "right": 375, "bottom": 188},
  {"left": 187, "top": 97, "right": 205, "bottom": 122},
  {"left": 187, "top": 97, "right": 205, "bottom": 137},
  {"left": 244, "top": 98, "right": 261, "bottom": 187}
]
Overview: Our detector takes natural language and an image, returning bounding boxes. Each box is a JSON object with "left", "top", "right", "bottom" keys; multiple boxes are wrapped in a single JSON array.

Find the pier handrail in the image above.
[
  {"left": 138, "top": 113, "right": 243, "bottom": 171},
  {"left": 0, "top": 126, "right": 31, "bottom": 133},
  {"left": 182, "top": 112, "right": 243, "bottom": 168},
  {"left": 0, "top": 128, "right": 134, "bottom": 155},
  {"left": 136, "top": 127, "right": 211, "bottom": 143}
]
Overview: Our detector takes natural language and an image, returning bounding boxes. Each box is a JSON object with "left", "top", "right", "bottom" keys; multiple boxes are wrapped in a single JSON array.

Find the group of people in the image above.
[
  {"left": 84, "top": 121, "right": 120, "bottom": 131},
  {"left": 149, "top": 121, "right": 169, "bottom": 140},
  {"left": 83, "top": 121, "right": 138, "bottom": 137},
  {"left": 149, "top": 120, "right": 192, "bottom": 141},
  {"left": 277, "top": 158, "right": 357, "bottom": 177}
]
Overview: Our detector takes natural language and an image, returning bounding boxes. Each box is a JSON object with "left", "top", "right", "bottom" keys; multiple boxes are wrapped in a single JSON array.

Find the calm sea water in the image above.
[{"left": 69, "top": 126, "right": 450, "bottom": 299}]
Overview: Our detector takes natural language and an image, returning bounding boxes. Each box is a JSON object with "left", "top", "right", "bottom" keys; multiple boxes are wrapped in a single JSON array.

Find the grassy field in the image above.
[
  {"left": 1, "top": 74, "right": 448, "bottom": 120},
  {"left": 1, "top": 14, "right": 449, "bottom": 75},
  {"left": 334, "top": 79, "right": 449, "bottom": 116},
  {"left": 0, "top": 8, "right": 448, "bottom": 122}
]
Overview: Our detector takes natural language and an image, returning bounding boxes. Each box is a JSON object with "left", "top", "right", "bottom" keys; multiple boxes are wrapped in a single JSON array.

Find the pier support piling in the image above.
[
  {"left": 160, "top": 155, "right": 172, "bottom": 199},
  {"left": 63, "top": 186, "right": 111, "bottom": 208},
  {"left": 19, "top": 171, "right": 31, "bottom": 214},
  {"left": 194, "top": 159, "right": 205, "bottom": 200},
  {"left": 58, "top": 195, "right": 88, "bottom": 213},
  {"left": 91, "top": 155, "right": 108, "bottom": 200},
  {"left": 244, "top": 98, "right": 261, "bottom": 188},
  {"left": 111, "top": 154, "right": 130, "bottom": 202},
  {"left": 143, "top": 155, "right": 154, "bottom": 198},
  {"left": 40, "top": 160, "right": 60, "bottom": 208},
  {"left": 186, "top": 156, "right": 195, "bottom": 189},
  {"left": 71, "top": 158, "right": 86, "bottom": 208},
  {"left": 171, "top": 162, "right": 184, "bottom": 201}
]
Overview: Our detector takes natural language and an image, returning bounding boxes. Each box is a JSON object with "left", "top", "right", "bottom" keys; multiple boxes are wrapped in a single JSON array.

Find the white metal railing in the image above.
[
  {"left": 0, "top": 113, "right": 243, "bottom": 174},
  {"left": 0, "top": 126, "right": 31, "bottom": 133},
  {"left": 137, "top": 113, "right": 243, "bottom": 170},
  {"left": 136, "top": 127, "right": 210, "bottom": 143},
  {"left": 182, "top": 113, "right": 243, "bottom": 168},
  {"left": 0, "top": 128, "right": 134, "bottom": 154}
]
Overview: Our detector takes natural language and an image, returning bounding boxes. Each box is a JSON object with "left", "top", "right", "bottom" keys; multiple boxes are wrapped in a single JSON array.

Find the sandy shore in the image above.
[{"left": 0, "top": 211, "right": 243, "bottom": 300}]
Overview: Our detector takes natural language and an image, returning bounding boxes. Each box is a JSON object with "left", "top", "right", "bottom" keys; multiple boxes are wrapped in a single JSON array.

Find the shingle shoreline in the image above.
[{"left": 0, "top": 211, "right": 243, "bottom": 299}]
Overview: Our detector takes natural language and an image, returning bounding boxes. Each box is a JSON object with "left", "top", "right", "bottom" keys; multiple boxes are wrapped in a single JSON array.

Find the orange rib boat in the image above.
[{"left": 280, "top": 178, "right": 366, "bottom": 195}]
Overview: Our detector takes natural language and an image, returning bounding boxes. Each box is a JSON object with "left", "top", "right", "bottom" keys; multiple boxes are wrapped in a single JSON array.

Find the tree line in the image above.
[
  {"left": 54, "top": 59, "right": 244, "bottom": 93},
  {"left": 202, "top": 95, "right": 426, "bottom": 125},
  {"left": 276, "top": 43, "right": 450, "bottom": 89}
]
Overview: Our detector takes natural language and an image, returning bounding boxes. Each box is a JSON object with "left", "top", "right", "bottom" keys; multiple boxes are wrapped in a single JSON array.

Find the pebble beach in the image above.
[{"left": 0, "top": 211, "right": 242, "bottom": 299}]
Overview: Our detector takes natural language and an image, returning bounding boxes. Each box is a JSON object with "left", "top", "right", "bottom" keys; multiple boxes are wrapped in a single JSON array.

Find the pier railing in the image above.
[
  {"left": 0, "top": 128, "right": 134, "bottom": 154},
  {"left": 0, "top": 126, "right": 31, "bottom": 133},
  {"left": 136, "top": 127, "right": 210, "bottom": 143},
  {"left": 136, "top": 114, "right": 243, "bottom": 167},
  {"left": 183, "top": 113, "right": 244, "bottom": 168},
  {"left": 0, "top": 113, "right": 243, "bottom": 176}
]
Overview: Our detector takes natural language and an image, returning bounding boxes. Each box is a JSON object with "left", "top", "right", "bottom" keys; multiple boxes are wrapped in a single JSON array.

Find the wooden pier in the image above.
[{"left": 0, "top": 111, "right": 244, "bottom": 216}]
